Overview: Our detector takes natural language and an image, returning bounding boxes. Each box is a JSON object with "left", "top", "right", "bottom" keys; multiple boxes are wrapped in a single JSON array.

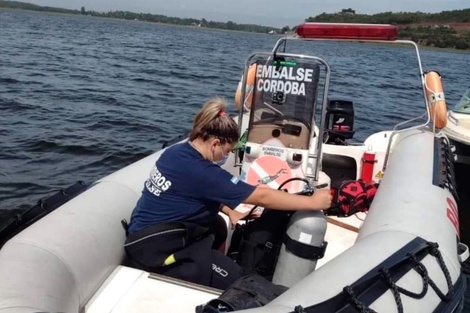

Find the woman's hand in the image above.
[
  {"left": 228, "top": 208, "right": 260, "bottom": 229},
  {"left": 310, "top": 189, "right": 333, "bottom": 210}
]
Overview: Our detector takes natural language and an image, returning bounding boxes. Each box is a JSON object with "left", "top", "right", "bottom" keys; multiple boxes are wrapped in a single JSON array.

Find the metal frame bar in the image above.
[{"left": 236, "top": 35, "right": 432, "bottom": 177}]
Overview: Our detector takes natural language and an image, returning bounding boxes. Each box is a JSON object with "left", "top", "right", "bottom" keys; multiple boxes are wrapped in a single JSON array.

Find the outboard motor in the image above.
[
  {"left": 272, "top": 210, "right": 327, "bottom": 287},
  {"left": 325, "top": 97, "right": 355, "bottom": 144}
]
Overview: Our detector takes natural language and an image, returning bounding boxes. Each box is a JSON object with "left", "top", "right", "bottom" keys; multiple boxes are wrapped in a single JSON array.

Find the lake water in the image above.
[{"left": 1, "top": 8, "right": 470, "bottom": 310}]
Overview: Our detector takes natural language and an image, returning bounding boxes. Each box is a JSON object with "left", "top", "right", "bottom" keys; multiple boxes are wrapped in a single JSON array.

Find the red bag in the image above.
[{"left": 326, "top": 180, "right": 378, "bottom": 217}]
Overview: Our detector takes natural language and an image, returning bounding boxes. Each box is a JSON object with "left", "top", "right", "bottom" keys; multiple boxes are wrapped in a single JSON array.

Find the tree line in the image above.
[
  {"left": 307, "top": 10, "right": 470, "bottom": 24},
  {"left": 1, "top": 1, "right": 469, "bottom": 49},
  {"left": 306, "top": 10, "right": 470, "bottom": 50},
  {"left": 0, "top": 1, "right": 278, "bottom": 34}
]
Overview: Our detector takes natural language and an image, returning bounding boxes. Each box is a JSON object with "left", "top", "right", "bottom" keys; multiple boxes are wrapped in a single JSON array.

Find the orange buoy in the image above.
[
  {"left": 234, "top": 63, "right": 257, "bottom": 111},
  {"left": 424, "top": 71, "right": 447, "bottom": 129}
]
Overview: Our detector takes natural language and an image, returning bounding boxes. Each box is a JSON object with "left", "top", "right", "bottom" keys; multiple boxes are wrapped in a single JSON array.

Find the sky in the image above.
[{"left": 20, "top": 0, "right": 470, "bottom": 28}]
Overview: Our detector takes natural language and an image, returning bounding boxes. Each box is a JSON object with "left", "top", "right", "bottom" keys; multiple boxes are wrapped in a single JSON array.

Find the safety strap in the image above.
[{"left": 283, "top": 234, "right": 328, "bottom": 260}]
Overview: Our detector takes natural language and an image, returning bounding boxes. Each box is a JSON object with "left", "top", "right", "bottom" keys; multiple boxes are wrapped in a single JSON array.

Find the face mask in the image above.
[{"left": 214, "top": 146, "right": 229, "bottom": 167}]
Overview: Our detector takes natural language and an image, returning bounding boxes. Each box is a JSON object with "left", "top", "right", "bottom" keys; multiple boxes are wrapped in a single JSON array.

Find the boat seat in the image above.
[
  {"left": 322, "top": 153, "right": 357, "bottom": 188},
  {"left": 248, "top": 120, "right": 310, "bottom": 149}
]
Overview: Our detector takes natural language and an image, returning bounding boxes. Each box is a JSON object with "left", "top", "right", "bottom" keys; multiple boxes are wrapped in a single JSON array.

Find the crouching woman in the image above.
[{"left": 124, "top": 96, "right": 332, "bottom": 290}]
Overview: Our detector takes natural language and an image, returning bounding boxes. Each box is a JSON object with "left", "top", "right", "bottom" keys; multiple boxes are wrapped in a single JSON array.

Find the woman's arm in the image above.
[
  {"left": 220, "top": 204, "right": 231, "bottom": 215},
  {"left": 220, "top": 204, "right": 253, "bottom": 228},
  {"left": 243, "top": 187, "right": 332, "bottom": 211}
]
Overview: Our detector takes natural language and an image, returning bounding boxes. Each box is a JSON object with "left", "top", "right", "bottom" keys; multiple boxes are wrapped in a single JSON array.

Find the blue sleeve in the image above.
[{"left": 192, "top": 165, "right": 255, "bottom": 209}]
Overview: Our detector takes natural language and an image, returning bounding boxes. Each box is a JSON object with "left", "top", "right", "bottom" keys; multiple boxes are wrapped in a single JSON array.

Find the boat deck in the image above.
[
  {"left": 318, "top": 213, "right": 365, "bottom": 268},
  {"left": 85, "top": 266, "right": 221, "bottom": 313},
  {"left": 84, "top": 212, "right": 365, "bottom": 312}
]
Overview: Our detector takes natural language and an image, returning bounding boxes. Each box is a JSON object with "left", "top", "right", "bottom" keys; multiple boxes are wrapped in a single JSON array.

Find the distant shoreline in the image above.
[
  {"left": 1, "top": 5, "right": 469, "bottom": 52},
  {"left": 0, "top": 2, "right": 282, "bottom": 34},
  {"left": 0, "top": 7, "right": 286, "bottom": 37}
]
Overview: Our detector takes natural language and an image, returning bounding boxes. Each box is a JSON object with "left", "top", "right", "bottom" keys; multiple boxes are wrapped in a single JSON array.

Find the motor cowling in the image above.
[
  {"left": 272, "top": 210, "right": 327, "bottom": 287},
  {"left": 325, "top": 97, "right": 355, "bottom": 143}
]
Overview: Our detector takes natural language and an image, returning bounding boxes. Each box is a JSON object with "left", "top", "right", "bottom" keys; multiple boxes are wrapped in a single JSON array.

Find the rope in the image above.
[
  {"left": 344, "top": 286, "right": 378, "bottom": 313},
  {"left": 428, "top": 243, "right": 455, "bottom": 301},
  {"left": 340, "top": 242, "right": 454, "bottom": 313},
  {"left": 379, "top": 268, "right": 404, "bottom": 313},
  {"left": 438, "top": 137, "right": 459, "bottom": 202},
  {"left": 402, "top": 254, "right": 429, "bottom": 298},
  {"left": 294, "top": 305, "right": 306, "bottom": 313}
]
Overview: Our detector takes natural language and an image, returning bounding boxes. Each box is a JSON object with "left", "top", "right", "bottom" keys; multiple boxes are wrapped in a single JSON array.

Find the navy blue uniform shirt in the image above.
[{"left": 128, "top": 141, "right": 255, "bottom": 234}]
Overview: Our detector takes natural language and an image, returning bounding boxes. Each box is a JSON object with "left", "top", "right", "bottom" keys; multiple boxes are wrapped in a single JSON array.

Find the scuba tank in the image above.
[{"left": 272, "top": 210, "right": 328, "bottom": 287}]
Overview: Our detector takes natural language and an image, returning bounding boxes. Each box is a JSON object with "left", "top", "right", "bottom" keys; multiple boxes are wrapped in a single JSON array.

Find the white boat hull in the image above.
[
  {"left": 0, "top": 127, "right": 466, "bottom": 313},
  {"left": 444, "top": 111, "right": 470, "bottom": 165}
]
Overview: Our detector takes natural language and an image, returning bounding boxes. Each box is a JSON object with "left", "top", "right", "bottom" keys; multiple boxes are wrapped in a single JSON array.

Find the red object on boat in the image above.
[
  {"left": 361, "top": 151, "right": 376, "bottom": 183},
  {"left": 296, "top": 23, "right": 398, "bottom": 41},
  {"left": 332, "top": 125, "right": 351, "bottom": 131}
]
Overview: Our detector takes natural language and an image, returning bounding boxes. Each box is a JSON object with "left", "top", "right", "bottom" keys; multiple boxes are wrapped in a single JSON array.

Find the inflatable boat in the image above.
[
  {"left": 0, "top": 23, "right": 468, "bottom": 313},
  {"left": 444, "top": 86, "right": 470, "bottom": 165}
]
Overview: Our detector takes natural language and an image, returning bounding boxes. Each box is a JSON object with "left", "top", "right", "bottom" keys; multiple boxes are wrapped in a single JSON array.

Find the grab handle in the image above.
[{"left": 457, "top": 242, "right": 469, "bottom": 263}]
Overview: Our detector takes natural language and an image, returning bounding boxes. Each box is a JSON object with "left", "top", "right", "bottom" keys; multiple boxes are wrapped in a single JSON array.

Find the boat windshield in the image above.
[
  {"left": 246, "top": 56, "right": 321, "bottom": 148},
  {"left": 453, "top": 87, "right": 470, "bottom": 114}
]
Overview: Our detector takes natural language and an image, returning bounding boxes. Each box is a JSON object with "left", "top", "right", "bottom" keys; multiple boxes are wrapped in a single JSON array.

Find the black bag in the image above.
[
  {"left": 227, "top": 209, "right": 292, "bottom": 280},
  {"left": 195, "top": 274, "right": 288, "bottom": 313}
]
